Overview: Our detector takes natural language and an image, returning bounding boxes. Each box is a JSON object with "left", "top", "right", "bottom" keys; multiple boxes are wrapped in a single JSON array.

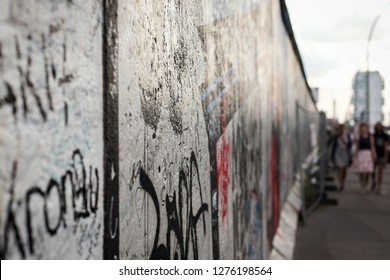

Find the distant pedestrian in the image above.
[
  {"left": 331, "top": 124, "right": 351, "bottom": 191},
  {"left": 372, "top": 122, "right": 388, "bottom": 194},
  {"left": 353, "top": 123, "right": 377, "bottom": 194},
  {"left": 349, "top": 127, "right": 357, "bottom": 156}
]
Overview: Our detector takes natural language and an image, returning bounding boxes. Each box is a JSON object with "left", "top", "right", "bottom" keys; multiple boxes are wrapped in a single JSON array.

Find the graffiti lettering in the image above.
[
  {"left": 2, "top": 149, "right": 99, "bottom": 258},
  {"left": 139, "top": 152, "right": 208, "bottom": 259},
  {"left": 2, "top": 162, "right": 26, "bottom": 258},
  {"left": 217, "top": 135, "right": 231, "bottom": 223},
  {"left": 0, "top": 32, "right": 72, "bottom": 125}
]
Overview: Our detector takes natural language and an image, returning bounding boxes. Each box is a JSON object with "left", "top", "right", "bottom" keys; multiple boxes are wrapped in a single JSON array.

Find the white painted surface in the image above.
[
  {"left": 0, "top": 0, "right": 318, "bottom": 259},
  {"left": 0, "top": 0, "right": 104, "bottom": 259}
]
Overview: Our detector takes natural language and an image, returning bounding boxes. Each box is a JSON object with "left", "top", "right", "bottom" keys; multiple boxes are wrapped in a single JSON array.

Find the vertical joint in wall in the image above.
[{"left": 103, "top": 0, "right": 120, "bottom": 260}]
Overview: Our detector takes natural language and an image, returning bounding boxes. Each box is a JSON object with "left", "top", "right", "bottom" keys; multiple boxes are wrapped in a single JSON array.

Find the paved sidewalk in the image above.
[{"left": 294, "top": 167, "right": 390, "bottom": 259}]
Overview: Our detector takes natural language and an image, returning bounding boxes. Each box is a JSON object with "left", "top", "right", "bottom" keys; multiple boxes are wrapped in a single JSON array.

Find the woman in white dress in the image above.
[{"left": 331, "top": 124, "right": 351, "bottom": 191}]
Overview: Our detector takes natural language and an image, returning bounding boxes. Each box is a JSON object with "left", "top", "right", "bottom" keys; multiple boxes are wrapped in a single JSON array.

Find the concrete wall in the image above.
[{"left": 0, "top": 0, "right": 318, "bottom": 259}]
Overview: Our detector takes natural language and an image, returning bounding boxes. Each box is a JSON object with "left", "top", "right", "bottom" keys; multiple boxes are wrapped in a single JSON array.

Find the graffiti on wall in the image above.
[
  {"left": 0, "top": 0, "right": 318, "bottom": 259},
  {"left": 116, "top": 0, "right": 213, "bottom": 260},
  {"left": 137, "top": 152, "right": 209, "bottom": 260},
  {"left": 3, "top": 150, "right": 100, "bottom": 258},
  {"left": 0, "top": 0, "right": 104, "bottom": 259}
]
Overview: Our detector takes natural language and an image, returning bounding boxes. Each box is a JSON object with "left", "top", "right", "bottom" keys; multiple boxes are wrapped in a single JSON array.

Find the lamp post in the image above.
[{"left": 366, "top": 2, "right": 390, "bottom": 126}]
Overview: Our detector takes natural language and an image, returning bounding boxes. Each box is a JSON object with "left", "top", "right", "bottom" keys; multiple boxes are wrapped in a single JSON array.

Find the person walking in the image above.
[
  {"left": 331, "top": 124, "right": 351, "bottom": 191},
  {"left": 372, "top": 122, "right": 388, "bottom": 194},
  {"left": 353, "top": 123, "right": 377, "bottom": 194}
]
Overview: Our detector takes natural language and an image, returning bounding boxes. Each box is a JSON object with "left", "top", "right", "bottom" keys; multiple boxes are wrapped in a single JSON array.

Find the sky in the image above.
[{"left": 285, "top": 0, "right": 390, "bottom": 124}]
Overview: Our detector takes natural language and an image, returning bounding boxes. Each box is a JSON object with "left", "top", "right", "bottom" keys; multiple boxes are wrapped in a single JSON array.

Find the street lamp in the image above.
[{"left": 366, "top": 2, "right": 390, "bottom": 126}]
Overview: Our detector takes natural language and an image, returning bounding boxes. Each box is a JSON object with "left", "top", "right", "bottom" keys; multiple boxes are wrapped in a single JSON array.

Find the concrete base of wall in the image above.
[
  {"left": 269, "top": 152, "right": 319, "bottom": 260},
  {"left": 269, "top": 181, "right": 301, "bottom": 259}
]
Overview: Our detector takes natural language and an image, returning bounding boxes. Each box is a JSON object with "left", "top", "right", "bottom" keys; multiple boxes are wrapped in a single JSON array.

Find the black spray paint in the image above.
[
  {"left": 1, "top": 150, "right": 99, "bottom": 258},
  {"left": 103, "top": 0, "right": 120, "bottom": 260},
  {"left": 139, "top": 152, "right": 208, "bottom": 260}
]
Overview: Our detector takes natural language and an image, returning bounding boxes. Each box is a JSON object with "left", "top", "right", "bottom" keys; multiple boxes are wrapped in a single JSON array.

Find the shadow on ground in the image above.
[{"left": 294, "top": 168, "right": 390, "bottom": 259}]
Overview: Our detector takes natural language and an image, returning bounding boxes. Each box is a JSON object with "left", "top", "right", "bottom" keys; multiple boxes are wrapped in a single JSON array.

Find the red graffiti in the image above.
[
  {"left": 270, "top": 134, "right": 280, "bottom": 232},
  {"left": 217, "top": 134, "right": 231, "bottom": 223},
  {"left": 216, "top": 96, "right": 231, "bottom": 223}
]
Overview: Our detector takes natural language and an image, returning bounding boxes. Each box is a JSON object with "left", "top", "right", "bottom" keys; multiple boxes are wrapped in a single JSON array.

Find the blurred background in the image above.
[{"left": 286, "top": 0, "right": 390, "bottom": 127}]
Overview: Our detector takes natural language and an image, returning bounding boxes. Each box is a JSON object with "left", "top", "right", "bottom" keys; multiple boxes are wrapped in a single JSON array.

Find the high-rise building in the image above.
[{"left": 352, "top": 71, "right": 385, "bottom": 127}]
